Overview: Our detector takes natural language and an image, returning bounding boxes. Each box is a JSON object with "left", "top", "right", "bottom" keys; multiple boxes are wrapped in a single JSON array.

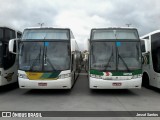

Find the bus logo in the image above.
[{"left": 2, "top": 112, "right": 11, "bottom": 117}]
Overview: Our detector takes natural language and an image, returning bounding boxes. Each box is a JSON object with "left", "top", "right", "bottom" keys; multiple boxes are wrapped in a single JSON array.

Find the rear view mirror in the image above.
[{"left": 9, "top": 39, "right": 19, "bottom": 54}]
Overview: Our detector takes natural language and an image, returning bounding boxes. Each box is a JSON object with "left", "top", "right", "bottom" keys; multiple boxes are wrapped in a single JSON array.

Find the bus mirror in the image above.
[{"left": 9, "top": 39, "right": 18, "bottom": 54}]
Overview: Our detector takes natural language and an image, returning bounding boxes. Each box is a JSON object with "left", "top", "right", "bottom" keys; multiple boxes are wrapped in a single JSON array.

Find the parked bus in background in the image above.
[
  {"left": 9, "top": 27, "right": 81, "bottom": 89},
  {"left": 141, "top": 30, "right": 160, "bottom": 88},
  {"left": 89, "top": 27, "right": 142, "bottom": 89},
  {"left": 0, "top": 26, "right": 21, "bottom": 86}
]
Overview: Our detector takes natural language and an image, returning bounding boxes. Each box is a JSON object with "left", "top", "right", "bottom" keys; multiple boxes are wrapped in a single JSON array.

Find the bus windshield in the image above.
[
  {"left": 22, "top": 29, "right": 69, "bottom": 40},
  {"left": 92, "top": 29, "right": 139, "bottom": 40},
  {"left": 19, "top": 42, "right": 70, "bottom": 71},
  {"left": 90, "top": 42, "right": 141, "bottom": 71}
]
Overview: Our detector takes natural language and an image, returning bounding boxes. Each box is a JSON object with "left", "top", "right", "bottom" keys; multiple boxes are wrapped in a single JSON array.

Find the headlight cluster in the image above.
[
  {"left": 18, "top": 73, "right": 28, "bottom": 79},
  {"left": 58, "top": 73, "right": 71, "bottom": 79},
  {"left": 90, "top": 74, "right": 102, "bottom": 79},
  {"left": 132, "top": 74, "right": 142, "bottom": 79}
]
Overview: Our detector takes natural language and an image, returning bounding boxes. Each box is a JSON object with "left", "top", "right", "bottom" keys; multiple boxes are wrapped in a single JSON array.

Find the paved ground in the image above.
[{"left": 0, "top": 71, "right": 160, "bottom": 120}]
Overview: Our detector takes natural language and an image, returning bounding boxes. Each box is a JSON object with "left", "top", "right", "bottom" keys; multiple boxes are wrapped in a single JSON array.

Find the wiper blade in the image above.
[
  {"left": 104, "top": 46, "right": 113, "bottom": 70},
  {"left": 44, "top": 46, "right": 56, "bottom": 71},
  {"left": 117, "top": 47, "right": 130, "bottom": 72},
  {"left": 30, "top": 47, "right": 42, "bottom": 71}
]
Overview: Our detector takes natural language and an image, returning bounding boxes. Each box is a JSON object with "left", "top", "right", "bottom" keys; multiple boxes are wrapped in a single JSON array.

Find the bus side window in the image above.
[
  {"left": 141, "top": 40, "right": 146, "bottom": 53},
  {"left": 3, "top": 29, "right": 16, "bottom": 70},
  {"left": 17, "top": 32, "right": 22, "bottom": 38}
]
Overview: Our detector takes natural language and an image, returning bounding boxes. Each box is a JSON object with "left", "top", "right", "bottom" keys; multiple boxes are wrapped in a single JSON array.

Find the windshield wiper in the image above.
[
  {"left": 44, "top": 46, "right": 56, "bottom": 71},
  {"left": 104, "top": 46, "right": 113, "bottom": 70},
  {"left": 30, "top": 47, "right": 42, "bottom": 71},
  {"left": 117, "top": 47, "right": 130, "bottom": 72}
]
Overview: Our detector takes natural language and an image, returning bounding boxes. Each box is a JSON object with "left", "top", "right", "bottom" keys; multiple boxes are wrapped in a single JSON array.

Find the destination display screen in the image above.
[
  {"left": 91, "top": 29, "right": 139, "bottom": 40},
  {"left": 22, "top": 29, "right": 70, "bottom": 40}
]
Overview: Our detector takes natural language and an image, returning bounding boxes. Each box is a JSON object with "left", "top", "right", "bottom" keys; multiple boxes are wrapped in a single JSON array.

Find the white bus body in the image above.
[
  {"left": 0, "top": 26, "right": 21, "bottom": 86},
  {"left": 141, "top": 30, "right": 160, "bottom": 88},
  {"left": 89, "top": 27, "right": 142, "bottom": 89},
  {"left": 9, "top": 27, "right": 81, "bottom": 89}
]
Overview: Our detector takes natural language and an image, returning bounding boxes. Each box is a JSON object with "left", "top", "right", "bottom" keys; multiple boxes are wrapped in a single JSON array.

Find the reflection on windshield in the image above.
[
  {"left": 19, "top": 42, "right": 70, "bottom": 71},
  {"left": 90, "top": 42, "right": 141, "bottom": 71},
  {"left": 117, "top": 42, "right": 141, "bottom": 70},
  {"left": 91, "top": 42, "right": 116, "bottom": 71},
  {"left": 22, "top": 29, "right": 69, "bottom": 40},
  {"left": 92, "top": 29, "right": 139, "bottom": 40}
]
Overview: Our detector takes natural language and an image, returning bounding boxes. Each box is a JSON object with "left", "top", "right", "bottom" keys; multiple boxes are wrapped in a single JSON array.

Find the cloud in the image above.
[{"left": 0, "top": 0, "right": 160, "bottom": 50}]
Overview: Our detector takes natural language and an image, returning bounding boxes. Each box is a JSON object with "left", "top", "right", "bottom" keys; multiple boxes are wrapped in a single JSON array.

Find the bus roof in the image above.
[
  {"left": 0, "top": 26, "right": 22, "bottom": 33},
  {"left": 140, "top": 30, "right": 160, "bottom": 39},
  {"left": 24, "top": 27, "right": 71, "bottom": 31},
  {"left": 91, "top": 27, "right": 138, "bottom": 30}
]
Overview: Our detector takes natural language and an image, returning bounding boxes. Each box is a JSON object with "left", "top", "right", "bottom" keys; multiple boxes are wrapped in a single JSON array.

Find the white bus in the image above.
[
  {"left": 89, "top": 27, "right": 142, "bottom": 89},
  {"left": 9, "top": 27, "right": 81, "bottom": 89},
  {"left": 141, "top": 30, "right": 160, "bottom": 88},
  {"left": 0, "top": 26, "right": 21, "bottom": 86}
]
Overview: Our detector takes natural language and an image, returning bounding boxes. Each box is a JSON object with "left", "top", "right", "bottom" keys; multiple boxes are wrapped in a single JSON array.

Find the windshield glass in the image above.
[
  {"left": 90, "top": 42, "right": 116, "bottom": 71},
  {"left": 22, "top": 29, "right": 69, "bottom": 40},
  {"left": 92, "top": 29, "right": 139, "bottom": 40},
  {"left": 90, "top": 42, "right": 141, "bottom": 71},
  {"left": 117, "top": 42, "right": 141, "bottom": 70},
  {"left": 19, "top": 42, "right": 70, "bottom": 71}
]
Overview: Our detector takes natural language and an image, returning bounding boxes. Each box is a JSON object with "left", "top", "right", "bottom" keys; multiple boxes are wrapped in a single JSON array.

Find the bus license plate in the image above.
[
  {"left": 38, "top": 83, "right": 47, "bottom": 86},
  {"left": 112, "top": 83, "right": 122, "bottom": 86}
]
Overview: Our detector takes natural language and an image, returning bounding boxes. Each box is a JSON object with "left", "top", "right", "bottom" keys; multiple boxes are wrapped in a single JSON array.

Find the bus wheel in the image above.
[{"left": 142, "top": 73, "right": 150, "bottom": 88}]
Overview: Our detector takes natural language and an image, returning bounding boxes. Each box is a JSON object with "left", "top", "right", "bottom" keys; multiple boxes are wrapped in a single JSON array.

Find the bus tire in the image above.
[{"left": 142, "top": 73, "right": 150, "bottom": 88}]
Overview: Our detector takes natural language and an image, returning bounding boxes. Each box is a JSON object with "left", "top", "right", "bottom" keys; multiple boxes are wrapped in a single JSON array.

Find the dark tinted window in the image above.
[
  {"left": 151, "top": 33, "right": 160, "bottom": 73},
  {"left": 3, "top": 28, "right": 16, "bottom": 69},
  {"left": 5, "top": 29, "right": 15, "bottom": 40},
  {"left": 17, "top": 32, "right": 22, "bottom": 38},
  {"left": 0, "top": 42, "right": 2, "bottom": 67},
  {"left": 91, "top": 29, "right": 139, "bottom": 40},
  {"left": 141, "top": 40, "right": 146, "bottom": 52},
  {"left": 0, "top": 29, "right": 3, "bottom": 40}
]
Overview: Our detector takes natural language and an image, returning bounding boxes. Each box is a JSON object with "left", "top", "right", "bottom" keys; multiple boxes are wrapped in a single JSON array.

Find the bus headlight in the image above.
[
  {"left": 138, "top": 74, "right": 142, "bottom": 78},
  {"left": 90, "top": 74, "right": 96, "bottom": 78},
  {"left": 58, "top": 73, "right": 70, "bottom": 79},
  {"left": 132, "top": 75, "right": 138, "bottom": 79},
  {"left": 132, "top": 74, "right": 142, "bottom": 79},
  {"left": 96, "top": 75, "right": 102, "bottom": 79},
  {"left": 90, "top": 74, "right": 102, "bottom": 79},
  {"left": 18, "top": 73, "right": 28, "bottom": 79}
]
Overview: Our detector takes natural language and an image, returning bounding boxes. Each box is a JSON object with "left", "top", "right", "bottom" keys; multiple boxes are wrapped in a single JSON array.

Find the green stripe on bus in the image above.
[{"left": 90, "top": 69, "right": 142, "bottom": 76}]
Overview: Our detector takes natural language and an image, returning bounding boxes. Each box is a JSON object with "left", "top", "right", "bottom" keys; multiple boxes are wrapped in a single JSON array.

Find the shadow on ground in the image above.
[
  {"left": 145, "top": 86, "right": 160, "bottom": 93},
  {"left": 90, "top": 89, "right": 138, "bottom": 96},
  {"left": 23, "top": 89, "right": 72, "bottom": 96},
  {"left": 0, "top": 82, "right": 18, "bottom": 94}
]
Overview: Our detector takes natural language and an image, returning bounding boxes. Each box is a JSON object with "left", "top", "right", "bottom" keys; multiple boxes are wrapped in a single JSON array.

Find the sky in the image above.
[{"left": 0, "top": 0, "right": 160, "bottom": 50}]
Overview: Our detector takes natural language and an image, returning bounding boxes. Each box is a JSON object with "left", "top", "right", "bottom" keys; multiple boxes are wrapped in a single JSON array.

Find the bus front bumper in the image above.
[
  {"left": 89, "top": 77, "right": 142, "bottom": 89},
  {"left": 18, "top": 77, "right": 72, "bottom": 89}
]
